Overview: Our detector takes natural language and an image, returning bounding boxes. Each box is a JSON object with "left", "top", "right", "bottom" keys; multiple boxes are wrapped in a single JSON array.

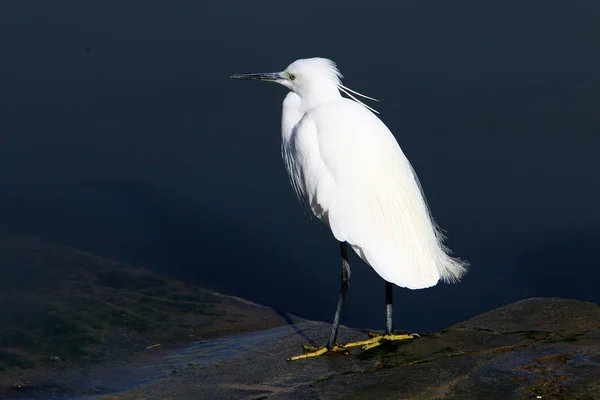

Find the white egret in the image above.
[{"left": 230, "top": 57, "right": 468, "bottom": 361}]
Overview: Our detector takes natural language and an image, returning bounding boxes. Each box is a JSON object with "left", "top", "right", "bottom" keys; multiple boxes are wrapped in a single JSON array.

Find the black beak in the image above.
[{"left": 229, "top": 72, "right": 283, "bottom": 81}]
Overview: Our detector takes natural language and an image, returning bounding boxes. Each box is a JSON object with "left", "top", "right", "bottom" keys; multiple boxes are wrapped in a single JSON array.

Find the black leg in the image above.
[
  {"left": 385, "top": 281, "right": 393, "bottom": 335},
  {"left": 327, "top": 241, "right": 351, "bottom": 348},
  {"left": 319, "top": 279, "right": 413, "bottom": 355}
]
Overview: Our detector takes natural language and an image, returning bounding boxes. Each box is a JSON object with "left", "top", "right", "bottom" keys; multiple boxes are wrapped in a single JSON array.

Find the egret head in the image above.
[
  {"left": 231, "top": 57, "right": 379, "bottom": 113},
  {"left": 230, "top": 57, "right": 341, "bottom": 93}
]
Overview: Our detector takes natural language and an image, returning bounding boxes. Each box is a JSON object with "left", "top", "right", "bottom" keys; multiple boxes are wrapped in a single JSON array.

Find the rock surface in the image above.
[
  {"left": 84, "top": 297, "right": 599, "bottom": 400},
  {"left": 1, "top": 232, "right": 598, "bottom": 399},
  {"left": 0, "top": 232, "right": 291, "bottom": 397}
]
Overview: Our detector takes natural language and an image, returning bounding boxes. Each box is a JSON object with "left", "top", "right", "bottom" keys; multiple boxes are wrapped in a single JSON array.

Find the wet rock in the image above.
[
  {"left": 0, "top": 233, "right": 597, "bottom": 399},
  {"left": 454, "top": 297, "right": 600, "bottom": 333},
  {"left": 93, "top": 298, "right": 599, "bottom": 400},
  {"left": 0, "top": 232, "right": 292, "bottom": 397}
]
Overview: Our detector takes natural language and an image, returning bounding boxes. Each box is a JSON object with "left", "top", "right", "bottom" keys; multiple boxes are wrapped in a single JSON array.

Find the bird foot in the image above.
[
  {"left": 286, "top": 344, "right": 349, "bottom": 362},
  {"left": 341, "top": 332, "right": 419, "bottom": 351}
]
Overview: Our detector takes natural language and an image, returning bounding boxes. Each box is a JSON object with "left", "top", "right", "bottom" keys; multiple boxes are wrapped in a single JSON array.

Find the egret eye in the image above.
[{"left": 287, "top": 73, "right": 296, "bottom": 81}]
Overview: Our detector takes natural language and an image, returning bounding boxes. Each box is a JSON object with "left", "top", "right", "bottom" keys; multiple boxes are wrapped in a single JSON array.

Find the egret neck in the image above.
[
  {"left": 294, "top": 78, "right": 342, "bottom": 112},
  {"left": 281, "top": 92, "right": 303, "bottom": 143}
]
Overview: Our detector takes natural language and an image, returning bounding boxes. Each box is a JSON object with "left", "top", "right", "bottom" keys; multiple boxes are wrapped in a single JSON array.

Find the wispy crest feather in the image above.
[{"left": 338, "top": 84, "right": 380, "bottom": 114}]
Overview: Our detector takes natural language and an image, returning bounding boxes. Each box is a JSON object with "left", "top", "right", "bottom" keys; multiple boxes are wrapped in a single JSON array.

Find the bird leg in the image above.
[
  {"left": 287, "top": 242, "right": 351, "bottom": 361},
  {"left": 340, "top": 281, "right": 418, "bottom": 351}
]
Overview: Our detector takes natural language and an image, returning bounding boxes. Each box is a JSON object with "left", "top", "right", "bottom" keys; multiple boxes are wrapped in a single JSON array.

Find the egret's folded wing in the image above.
[{"left": 305, "top": 100, "right": 468, "bottom": 290}]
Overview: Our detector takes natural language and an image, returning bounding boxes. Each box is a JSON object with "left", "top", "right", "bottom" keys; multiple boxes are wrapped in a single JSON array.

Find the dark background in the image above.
[{"left": 0, "top": 0, "right": 598, "bottom": 332}]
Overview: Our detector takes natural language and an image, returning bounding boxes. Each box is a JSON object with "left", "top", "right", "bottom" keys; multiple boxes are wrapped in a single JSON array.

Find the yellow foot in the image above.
[
  {"left": 342, "top": 332, "right": 419, "bottom": 351},
  {"left": 286, "top": 344, "right": 349, "bottom": 362}
]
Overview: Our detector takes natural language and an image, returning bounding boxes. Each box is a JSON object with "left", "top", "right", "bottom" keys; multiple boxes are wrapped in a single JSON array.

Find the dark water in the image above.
[{"left": 0, "top": 0, "right": 599, "bottom": 333}]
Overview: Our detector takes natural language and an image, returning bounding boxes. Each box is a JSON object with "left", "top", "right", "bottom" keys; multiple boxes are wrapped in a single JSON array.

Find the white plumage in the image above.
[
  {"left": 279, "top": 58, "right": 467, "bottom": 290},
  {"left": 235, "top": 57, "right": 468, "bottom": 291}
]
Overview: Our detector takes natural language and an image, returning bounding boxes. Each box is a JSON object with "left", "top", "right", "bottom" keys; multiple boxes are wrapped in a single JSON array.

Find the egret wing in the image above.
[{"left": 298, "top": 99, "right": 467, "bottom": 289}]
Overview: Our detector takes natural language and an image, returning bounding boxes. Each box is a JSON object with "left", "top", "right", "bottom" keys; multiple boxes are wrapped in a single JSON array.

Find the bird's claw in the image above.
[
  {"left": 342, "top": 332, "right": 419, "bottom": 351},
  {"left": 287, "top": 344, "right": 349, "bottom": 361},
  {"left": 287, "top": 333, "right": 420, "bottom": 360}
]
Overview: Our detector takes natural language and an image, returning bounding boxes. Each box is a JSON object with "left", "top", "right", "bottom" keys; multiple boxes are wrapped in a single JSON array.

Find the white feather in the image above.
[{"left": 279, "top": 58, "right": 468, "bottom": 290}]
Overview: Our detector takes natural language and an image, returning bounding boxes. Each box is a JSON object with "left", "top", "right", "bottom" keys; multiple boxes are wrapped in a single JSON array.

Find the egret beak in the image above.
[{"left": 230, "top": 72, "right": 283, "bottom": 82}]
